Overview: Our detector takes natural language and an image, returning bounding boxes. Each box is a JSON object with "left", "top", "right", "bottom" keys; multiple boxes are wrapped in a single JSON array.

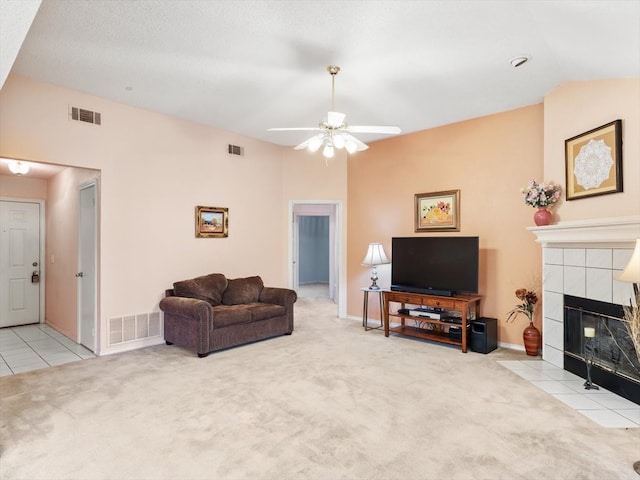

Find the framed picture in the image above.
[
  {"left": 415, "top": 189, "right": 460, "bottom": 232},
  {"left": 195, "top": 206, "right": 228, "bottom": 238},
  {"left": 565, "top": 119, "right": 623, "bottom": 200}
]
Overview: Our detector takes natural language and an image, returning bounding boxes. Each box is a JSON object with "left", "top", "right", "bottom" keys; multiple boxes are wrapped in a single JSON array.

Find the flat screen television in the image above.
[{"left": 391, "top": 236, "right": 479, "bottom": 297}]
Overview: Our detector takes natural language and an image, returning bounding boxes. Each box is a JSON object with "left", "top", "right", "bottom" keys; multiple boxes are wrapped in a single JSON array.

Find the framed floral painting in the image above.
[
  {"left": 195, "top": 206, "right": 228, "bottom": 238},
  {"left": 565, "top": 120, "right": 623, "bottom": 200},
  {"left": 415, "top": 189, "right": 460, "bottom": 232}
]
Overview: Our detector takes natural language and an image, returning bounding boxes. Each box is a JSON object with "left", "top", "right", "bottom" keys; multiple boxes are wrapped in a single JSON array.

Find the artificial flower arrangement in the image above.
[
  {"left": 520, "top": 180, "right": 562, "bottom": 208},
  {"left": 507, "top": 288, "right": 538, "bottom": 323}
]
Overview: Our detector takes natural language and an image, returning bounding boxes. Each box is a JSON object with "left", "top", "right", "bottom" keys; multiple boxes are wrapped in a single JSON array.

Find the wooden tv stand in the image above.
[{"left": 383, "top": 290, "right": 482, "bottom": 353}]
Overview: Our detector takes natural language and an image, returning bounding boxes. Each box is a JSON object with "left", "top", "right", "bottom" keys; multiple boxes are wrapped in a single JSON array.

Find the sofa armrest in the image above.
[
  {"left": 159, "top": 296, "right": 213, "bottom": 321},
  {"left": 160, "top": 296, "right": 214, "bottom": 355},
  {"left": 259, "top": 287, "right": 297, "bottom": 307}
]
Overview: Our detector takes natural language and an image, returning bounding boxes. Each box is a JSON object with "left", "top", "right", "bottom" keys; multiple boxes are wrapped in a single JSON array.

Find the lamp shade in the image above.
[
  {"left": 361, "top": 243, "right": 390, "bottom": 266},
  {"left": 617, "top": 238, "right": 640, "bottom": 284}
]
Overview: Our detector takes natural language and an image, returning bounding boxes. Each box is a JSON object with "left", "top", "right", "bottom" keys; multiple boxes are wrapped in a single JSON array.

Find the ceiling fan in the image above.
[{"left": 268, "top": 65, "right": 401, "bottom": 159}]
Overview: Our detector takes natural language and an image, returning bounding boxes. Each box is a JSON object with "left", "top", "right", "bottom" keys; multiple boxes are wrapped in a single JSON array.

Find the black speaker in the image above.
[{"left": 471, "top": 317, "right": 497, "bottom": 354}]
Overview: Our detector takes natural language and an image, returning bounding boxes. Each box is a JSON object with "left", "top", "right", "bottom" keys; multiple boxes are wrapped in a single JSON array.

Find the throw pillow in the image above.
[
  {"left": 222, "top": 276, "right": 264, "bottom": 305},
  {"left": 173, "top": 273, "right": 228, "bottom": 306}
]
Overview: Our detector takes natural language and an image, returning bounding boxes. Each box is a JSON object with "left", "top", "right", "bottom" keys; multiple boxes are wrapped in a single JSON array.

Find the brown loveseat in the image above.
[{"left": 159, "top": 274, "right": 296, "bottom": 357}]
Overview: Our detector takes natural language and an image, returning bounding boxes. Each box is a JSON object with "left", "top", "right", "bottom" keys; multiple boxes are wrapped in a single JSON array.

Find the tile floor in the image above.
[
  {"left": 499, "top": 359, "right": 640, "bottom": 429},
  {"left": 0, "top": 323, "right": 94, "bottom": 376}
]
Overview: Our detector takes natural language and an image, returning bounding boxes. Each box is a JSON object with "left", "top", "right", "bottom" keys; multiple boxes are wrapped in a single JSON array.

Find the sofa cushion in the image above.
[
  {"left": 222, "top": 276, "right": 264, "bottom": 305},
  {"left": 211, "top": 305, "right": 252, "bottom": 328},
  {"left": 246, "top": 302, "right": 286, "bottom": 322},
  {"left": 173, "top": 273, "right": 228, "bottom": 306}
]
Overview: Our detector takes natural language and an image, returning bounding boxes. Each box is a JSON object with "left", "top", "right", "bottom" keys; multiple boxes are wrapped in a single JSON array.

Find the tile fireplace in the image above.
[{"left": 528, "top": 215, "right": 640, "bottom": 403}]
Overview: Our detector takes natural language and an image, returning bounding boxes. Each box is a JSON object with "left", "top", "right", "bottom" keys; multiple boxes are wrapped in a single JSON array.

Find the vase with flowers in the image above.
[
  {"left": 507, "top": 288, "right": 541, "bottom": 356},
  {"left": 520, "top": 179, "right": 562, "bottom": 226}
]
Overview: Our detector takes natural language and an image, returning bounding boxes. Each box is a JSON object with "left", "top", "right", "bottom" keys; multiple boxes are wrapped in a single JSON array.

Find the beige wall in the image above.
[
  {"left": 0, "top": 174, "right": 47, "bottom": 199},
  {"left": 544, "top": 78, "right": 640, "bottom": 222},
  {"left": 347, "top": 105, "right": 545, "bottom": 347},
  {"left": 0, "top": 74, "right": 336, "bottom": 354}
]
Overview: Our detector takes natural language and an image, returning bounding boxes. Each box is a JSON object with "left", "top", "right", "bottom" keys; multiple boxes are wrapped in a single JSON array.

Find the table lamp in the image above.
[{"left": 361, "top": 243, "right": 390, "bottom": 290}]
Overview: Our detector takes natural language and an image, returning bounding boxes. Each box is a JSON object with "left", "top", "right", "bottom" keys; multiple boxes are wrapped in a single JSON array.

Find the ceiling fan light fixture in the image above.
[
  {"left": 322, "top": 144, "right": 335, "bottom": 158},
  {"left": 333, "top": 133, "right": 346, "bottom": 149}
]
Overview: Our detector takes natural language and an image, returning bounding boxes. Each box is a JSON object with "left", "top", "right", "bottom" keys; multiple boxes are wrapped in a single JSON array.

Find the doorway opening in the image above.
[
  {"left": 0, "top": 159, "right": 101, "bottom": 353},
  {"left": 289, "top": 201, "right": 345, "bottom": 318}
]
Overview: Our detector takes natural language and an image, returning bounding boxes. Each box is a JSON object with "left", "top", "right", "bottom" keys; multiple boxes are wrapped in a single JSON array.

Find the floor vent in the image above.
[
  {"left": 71, "top": 106, "right": 101, "bottom": 125},
  {"left": 109, "top": 312, "right": 162, "bottom": 346},
  {"left": 228, "top": 144, "right": 243, "bottom": 156}
]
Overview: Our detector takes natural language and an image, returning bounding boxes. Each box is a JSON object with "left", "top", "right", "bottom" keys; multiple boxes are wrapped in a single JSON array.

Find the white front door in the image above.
[
  {"left": 78, "top": 183, "right": 97, "bottom": 352},
  {"left": 0, "top": 200, "right": 41, "bottom": 327}
]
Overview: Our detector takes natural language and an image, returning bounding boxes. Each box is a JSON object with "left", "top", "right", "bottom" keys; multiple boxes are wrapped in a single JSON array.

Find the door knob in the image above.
[{"left": 76, "top": 272, "right": 84, "bottom": 278}]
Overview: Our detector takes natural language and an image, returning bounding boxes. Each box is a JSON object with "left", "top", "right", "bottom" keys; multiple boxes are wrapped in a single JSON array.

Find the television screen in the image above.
[{"left": 391, "top": 236, "right": 479, "bottom": 296}]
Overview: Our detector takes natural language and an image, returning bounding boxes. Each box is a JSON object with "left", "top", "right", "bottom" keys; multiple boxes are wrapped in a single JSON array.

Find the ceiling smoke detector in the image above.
[{"left": 509, "top": 55, "right": 531, "bottom": 68}]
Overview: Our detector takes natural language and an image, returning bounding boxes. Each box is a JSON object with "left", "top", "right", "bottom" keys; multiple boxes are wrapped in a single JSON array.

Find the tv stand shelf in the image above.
[{"left": 383, "top": 291, "right": 482, "bottom": 353}]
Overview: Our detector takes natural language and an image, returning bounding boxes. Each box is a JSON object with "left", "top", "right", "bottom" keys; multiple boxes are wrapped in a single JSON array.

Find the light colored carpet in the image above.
[{"left": 1, "top": 297, "right": 639, "bottom": 480}]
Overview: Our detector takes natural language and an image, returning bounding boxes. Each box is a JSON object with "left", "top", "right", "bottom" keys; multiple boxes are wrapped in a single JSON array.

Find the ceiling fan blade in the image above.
[
  {"left": 344, "top": 133, "right": 369, "bottom": 152},
  {"left": 267, "top": 127, "right": 321, "bottom": 132},
  {"left": 327, "top": 111, "right": 346, "bottom": 128},
  {"left": 294, "top": 134, "right": 324, "bottom": 151},
  {"left": 347, "top": 125, "right": 401, "bottom": 134}
]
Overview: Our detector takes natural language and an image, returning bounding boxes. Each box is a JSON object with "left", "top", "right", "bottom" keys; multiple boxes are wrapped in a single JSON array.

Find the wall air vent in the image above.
[
  {"left": 71, "top": 106, "right": 101, "bottom": 125},
  {"left": 228, "top": 144, "right": 243, "bottom": 156}
]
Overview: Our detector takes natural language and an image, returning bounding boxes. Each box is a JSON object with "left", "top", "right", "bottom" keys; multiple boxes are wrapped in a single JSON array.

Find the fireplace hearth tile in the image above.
[
  {"left": 616, "top": 409, "right": 640, "bottom": 424},
  {"left": 531, "top": 380, "right": 578, "bottom": 395},
  {"left": 577, "top": 409, "right": 639, "bottom": 428},
  {"left": 498, "top": 360, "right": 639, "bottom": 428},
  {"left": 553, "top": 393, "right": 604, "bottom": 410},
  {"left": 592, "top": 393, "right": 640, "bottom": 410}
]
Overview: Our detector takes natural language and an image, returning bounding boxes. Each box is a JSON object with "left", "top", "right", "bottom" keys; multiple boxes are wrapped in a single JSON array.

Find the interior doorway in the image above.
[{"left": 290, "top": 201, "right": 345, "bottom": 318}]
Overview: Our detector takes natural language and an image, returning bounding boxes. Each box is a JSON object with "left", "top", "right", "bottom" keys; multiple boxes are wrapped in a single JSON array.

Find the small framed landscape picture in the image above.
[
  {"left": 565, "top": 119, "right": 623, "bottom": 200},
  {"left": 195, "top": 206, "right": 228, "bottom": 238},
  {"left": 415, "top": 189, "right": 460, "bottom": 232}
]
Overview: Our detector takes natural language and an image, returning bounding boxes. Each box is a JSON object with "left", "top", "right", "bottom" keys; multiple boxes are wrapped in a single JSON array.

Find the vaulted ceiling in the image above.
[{"left": 2, "top": 0, "right": 640, "bottom": 149}]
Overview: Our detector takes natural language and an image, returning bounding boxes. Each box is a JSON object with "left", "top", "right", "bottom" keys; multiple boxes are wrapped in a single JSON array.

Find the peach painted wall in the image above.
[
  {"left": 0, "top": 174, "right": 47, "bottom": 199},
  {"left": 347, "top": 105, "right": 545, "bottom": 347},
  {"left": 544, "top": 79, "right": 640, "bottom": 221},
  {"left": 45, "top": 167, "right": 100, "bottom": 339},
  {"left": 0, "top": 74, "right": 312, "bottom": 354}
]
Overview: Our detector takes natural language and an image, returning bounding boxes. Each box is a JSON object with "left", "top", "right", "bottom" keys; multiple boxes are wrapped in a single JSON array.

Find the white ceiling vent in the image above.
[
  {"left": 70, "top": 106, "right": 101, "bottom": 125},
  {"left": 228, "top": 144, "right": 243, "bottom": 156}
]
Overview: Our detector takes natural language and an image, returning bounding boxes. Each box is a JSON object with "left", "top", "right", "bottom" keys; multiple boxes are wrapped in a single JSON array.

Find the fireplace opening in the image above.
[{"left": 564, "top": 295, "right": 639, "bottom": 405}]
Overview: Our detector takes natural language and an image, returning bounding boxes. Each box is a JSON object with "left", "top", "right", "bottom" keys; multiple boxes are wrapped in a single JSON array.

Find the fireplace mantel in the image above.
[{"left": 527, "top": 215, "right": 640, "bottom": 247}]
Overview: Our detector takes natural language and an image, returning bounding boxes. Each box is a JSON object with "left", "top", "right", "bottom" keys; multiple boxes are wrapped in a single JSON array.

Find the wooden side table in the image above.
[{"left": 361, "top": 287, "right": 385, "bottom": 331}]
